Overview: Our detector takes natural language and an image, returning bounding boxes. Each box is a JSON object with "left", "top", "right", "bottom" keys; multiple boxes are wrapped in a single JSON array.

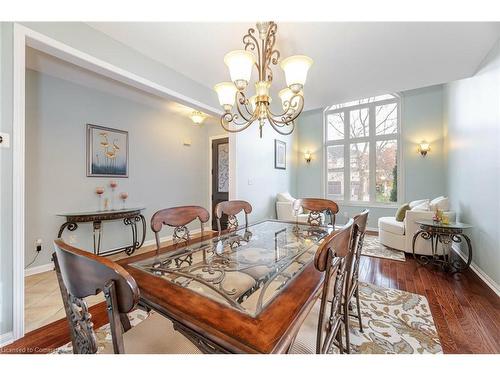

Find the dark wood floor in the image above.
[{"left": 2, "top": 245, "right": 499, "bottom": 354}]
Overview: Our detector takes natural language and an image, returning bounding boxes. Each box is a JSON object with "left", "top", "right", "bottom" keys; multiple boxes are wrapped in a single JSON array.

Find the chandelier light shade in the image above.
[
  {"left": 214, "top": 82, "right": 238, "bottom": 111},
  {"left": 279, "top": 55, "right": 314, "bottom": 93},
  {"left": 214, "top": 21, "right": 313, "bottom": 137},
  {"left": 224, "top": 50, "right": 256, "bottom": 90}
]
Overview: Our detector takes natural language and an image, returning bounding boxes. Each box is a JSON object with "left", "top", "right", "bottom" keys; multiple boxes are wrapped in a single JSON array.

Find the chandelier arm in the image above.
[
  {"left": 236, "top": 91, "right": 255, "bottom": 119},
  {"left": 266, "top": 113, "right": 295, "bottom": 136},
  {"left": 243, "top": 27, "right": 262, "bottom": 78},
  {"left": 267, "top": 94, "right": 305, "bottom": 124},
  {"left": 220, "top": 111, "right": 257, "bottom": 133},
  {"left": 263, "top": 22, "right": 280, "bottom": 82}
]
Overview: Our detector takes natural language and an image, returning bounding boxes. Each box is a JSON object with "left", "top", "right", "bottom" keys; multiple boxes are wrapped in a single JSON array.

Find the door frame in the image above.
[
  {"left": 208, "top": 134, "right": 230, "bottom": 227},
  {"left": 10, "top": 23, "right": 224, "bottom": 341}
]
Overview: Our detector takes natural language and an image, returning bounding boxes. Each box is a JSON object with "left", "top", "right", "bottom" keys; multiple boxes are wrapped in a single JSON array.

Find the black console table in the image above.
[{"left": 57, "top": 208, "right": 146, "bottom": 256}]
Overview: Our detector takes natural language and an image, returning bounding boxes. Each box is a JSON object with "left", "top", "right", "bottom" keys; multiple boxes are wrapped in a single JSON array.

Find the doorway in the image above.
[{"left": 211, "top": 137, "right": 229, "bottom": 231}]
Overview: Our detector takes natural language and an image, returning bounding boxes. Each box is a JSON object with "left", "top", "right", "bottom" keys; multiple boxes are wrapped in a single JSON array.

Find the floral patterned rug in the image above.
[
  {"left": 362, "top": 235, "right": 406, "bottom": 262},
  {"left": 53, "top": 283, "right": 441, "bottom": 354},
  {"left": 341, "top": 282, "right": 442, "bottom": 354}
]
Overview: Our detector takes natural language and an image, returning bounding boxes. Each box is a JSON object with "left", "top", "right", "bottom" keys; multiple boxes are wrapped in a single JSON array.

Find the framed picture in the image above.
[
  {"left": 87, "top": 124, "right": 129, "bottom": 177},
  {"left": 274, "top": 139, "right": 286, "bottom": 170}
]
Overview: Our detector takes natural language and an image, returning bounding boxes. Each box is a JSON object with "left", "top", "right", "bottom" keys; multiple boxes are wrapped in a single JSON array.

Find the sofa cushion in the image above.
[
  {"left": 409, "top": 199, "right": 429, "bottom": 209},
  {"left": 430, "top": 196, "right": 450, "bottom": 211},
  {"left": 395, "top": 203, "right": 410, "bottom": 222},
  {"left": 378, "top": 217, "right": 405, "bottom": 235},
  {"left": 276, "top": 192, "right": 295, "bottom": 202}
]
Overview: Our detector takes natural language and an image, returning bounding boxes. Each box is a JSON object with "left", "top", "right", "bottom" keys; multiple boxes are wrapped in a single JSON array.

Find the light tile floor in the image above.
[{"left": 24, "top": 234, "right": 209, "bottom": 333}]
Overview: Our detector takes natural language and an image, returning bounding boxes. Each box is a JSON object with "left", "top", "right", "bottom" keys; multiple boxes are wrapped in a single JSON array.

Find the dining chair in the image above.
[
  {"left": 289, "top": 219, "right": 358, "bottom": 354},
  {"left": 151, "top": 206, "right": 210, "bottom": 249},
  {"left": 292, "top": 198, "right": 339, "bottom": 227},
  {"left": 214, "top": 200, "right": 252, "bottom": 234},
  {"left": 52, "top": 239, "right": 200, "bottom": 354},
  {"left": 342, "top": 210, "right": 370, "bottom": 353}
]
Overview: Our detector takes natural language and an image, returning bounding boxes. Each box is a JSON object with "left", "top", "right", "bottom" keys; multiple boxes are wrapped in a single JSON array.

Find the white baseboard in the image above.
[
  {"left": 24, "top": 262, "right": 54, "bottom": 277},
  {"left": 0, "top": 332, "right": 14, "bottom": 347},
  {"left": 452, "top": 245, "right": 500, "bottom": 297}
]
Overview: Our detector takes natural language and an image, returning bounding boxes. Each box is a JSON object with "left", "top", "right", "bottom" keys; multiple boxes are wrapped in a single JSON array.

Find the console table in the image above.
[
  {"left": 57, "top": 208, "right": 146, "bottom": 256},
  {"left": 412, "top": 220, "right": 473, "bottom": 273}
]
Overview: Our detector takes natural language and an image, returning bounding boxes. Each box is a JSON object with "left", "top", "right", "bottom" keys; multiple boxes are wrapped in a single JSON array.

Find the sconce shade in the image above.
[
  {"left": 304, "top": 151, "right": 312, "bottom": 163},
  {"left": 224, "top": 50, "right": 255, "bottom": 90},
  {"left": 280, "top": 55, "right": 313, "bottom": 93},
  {"left": 214, "top": 82, "right": 238, "bottom": 111},
  {"left": 418, "top": 141, "right": 431, "bottom": 156}
]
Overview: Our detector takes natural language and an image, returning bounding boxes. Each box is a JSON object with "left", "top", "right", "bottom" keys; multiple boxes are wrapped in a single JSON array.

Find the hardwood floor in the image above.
[{"left": 2, "top": 241, "right": 499, "bottom": 354}]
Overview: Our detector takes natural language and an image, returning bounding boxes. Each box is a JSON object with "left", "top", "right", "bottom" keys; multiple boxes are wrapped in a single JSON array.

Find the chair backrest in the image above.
[
  {"left": 53, "top": 239, "right": 139, "bottom": 354},
  {"left": 150, "top": 206, "right": 210, "bottom": 250},
  {"left": 214, "top": 200, "right": 252, "bottom": 234},
  {"left": 293, "top": 198, "right": 339, "bottom": 227},
  {"left": 313, "top": 218, "right": 358, "bottom": 354},
  {"left": 348, "top": 210, "right": 369, "bottom": 296}
]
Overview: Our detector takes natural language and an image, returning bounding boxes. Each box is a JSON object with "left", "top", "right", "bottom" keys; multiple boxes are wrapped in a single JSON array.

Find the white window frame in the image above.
[{"left": 322, "top": 94, "right": 403, "bottom": 207}]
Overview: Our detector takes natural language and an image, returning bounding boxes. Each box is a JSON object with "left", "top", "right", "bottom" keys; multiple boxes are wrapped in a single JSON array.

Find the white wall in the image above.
[
  {"left": 296, "top": 85, "right": 447, "bottom": 228},
  {"left": 234, "top": 122, "right": 297, "bottom": 222},
  {"left": 444, "top": 38, "right": 500, "bottom": 286},
  {"left": 25, "top": 69, "right": 215, "bottom": 268}
]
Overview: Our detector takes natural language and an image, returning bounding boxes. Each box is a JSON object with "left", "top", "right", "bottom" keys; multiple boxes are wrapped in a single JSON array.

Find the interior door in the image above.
[{"left": 212, "top": 137, "right": 229, "bottom": 231}]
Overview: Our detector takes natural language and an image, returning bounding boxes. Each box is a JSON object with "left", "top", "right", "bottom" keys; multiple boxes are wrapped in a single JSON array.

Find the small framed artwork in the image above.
[
  {"left": 87, "top": 124, "right": 129, "bottom": 177},
  {"left": 274, "top": 139, "right": 286, "bottom": 170}
]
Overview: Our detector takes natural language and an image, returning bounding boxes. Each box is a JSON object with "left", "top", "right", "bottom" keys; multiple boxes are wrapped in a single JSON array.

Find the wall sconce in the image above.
[
  {"left": 418, "top": 141, "right": 431, "bottom": 157},
  {"left": 190, "top": 110, "right": 205, "bottom": 125},
  {"left": 304, "top": 151, "right": 312, "bottom": 164}
]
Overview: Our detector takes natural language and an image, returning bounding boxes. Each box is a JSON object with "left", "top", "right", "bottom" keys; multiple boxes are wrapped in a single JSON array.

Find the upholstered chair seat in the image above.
[
  {"left": 102, "top": 312, "right": 201, "bottom": 354},
  {"left": 290, "top": 299, "right": 324, "bottom": 354}
]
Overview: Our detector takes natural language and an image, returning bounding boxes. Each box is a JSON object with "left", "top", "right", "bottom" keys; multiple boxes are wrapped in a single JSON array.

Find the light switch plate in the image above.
[
  {"left": 183, "top": 138, "right": 192, "bottom": 146},
  {"left": 0, "top": 132, "right": 10, "bottom": 148}
]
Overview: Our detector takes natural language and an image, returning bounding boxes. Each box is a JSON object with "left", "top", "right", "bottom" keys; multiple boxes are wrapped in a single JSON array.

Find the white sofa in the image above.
[
  {"left": 378, "top": 197, "right": 455, "bottom": 256},
  {"left": 275, "top": 192, "right": 325, "bottom": 224}
]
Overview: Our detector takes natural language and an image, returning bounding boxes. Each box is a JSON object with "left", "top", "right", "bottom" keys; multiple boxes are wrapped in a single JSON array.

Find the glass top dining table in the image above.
[{"left": 130, "top": 220, "right": 333, "bottom": 318}]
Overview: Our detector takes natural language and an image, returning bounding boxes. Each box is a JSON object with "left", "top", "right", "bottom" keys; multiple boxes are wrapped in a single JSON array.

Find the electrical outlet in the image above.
[
  {"left": 68, "top": 235, "right": 77, "bottom": 244},
  {"left": 0, "top": 132, "right": 10, "bottom": 148},
  {"left": 35, "top": 238, "right": 43, "bottom": 253}
]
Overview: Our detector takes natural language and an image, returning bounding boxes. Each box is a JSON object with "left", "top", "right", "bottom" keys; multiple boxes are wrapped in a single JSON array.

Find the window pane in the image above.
[
  {"left": 350, "top": 108, "right": 369, "bottom": 138},
  {"left": 376, "top": 140, "right": 398, "bottom": 203},
  {"left": 350, "top": 142, "right": 369, "bottom": 201},
  {"left": 327, "top": 171, "right": 344, "bottom": 199},
  {"left": 327, "top": 112, "right": 344, "bottom": 141},
  {"left": 327, "top": 145, "right": 344, "bottom": 169},
  {"left": 376, "top": 103, "right": 398, "bottom": 135}
]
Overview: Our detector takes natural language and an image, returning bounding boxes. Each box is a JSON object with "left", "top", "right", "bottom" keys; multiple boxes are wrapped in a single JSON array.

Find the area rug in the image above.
[
  {"left": 362, "top": 235, "right": 406, "bottom": 262},
  {"left": 53, "top": 282, "right": 441, "bottom": 354},
  {"left": 341, "top": 282, "right": 442, "bottom": 354}
]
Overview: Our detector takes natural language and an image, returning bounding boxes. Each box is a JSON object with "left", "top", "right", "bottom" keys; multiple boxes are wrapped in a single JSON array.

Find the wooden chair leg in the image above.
[{"left": 355, "top": 285, "right": 363, "bottom": 332}]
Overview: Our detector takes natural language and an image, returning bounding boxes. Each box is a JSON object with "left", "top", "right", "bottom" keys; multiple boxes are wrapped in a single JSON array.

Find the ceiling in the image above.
[{"left": 87, "top": 22, "right": 500, "bottom": 110}]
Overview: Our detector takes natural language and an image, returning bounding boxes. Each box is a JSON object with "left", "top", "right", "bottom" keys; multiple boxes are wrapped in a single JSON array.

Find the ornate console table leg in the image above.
[
  {"left": 57, "top": 222, "right": 78, "bottom": 239},
  {"left": 93, "top": 221, "right": 103, "bottom": 255},
  {"left": 412, "top": 230, "right": 432, "bottom": 265},
  {"left": 450, "top": 233, "right": 473, "bottom": 272}
]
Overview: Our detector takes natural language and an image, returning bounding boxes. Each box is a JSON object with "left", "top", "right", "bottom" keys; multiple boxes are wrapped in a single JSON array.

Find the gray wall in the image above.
[
  {"left": 444, "top": 38, "right": 500, "bottom": 285},
  {"left": 296, "top": 85, "right": 447, "bottom": 228},
  {"left": 0, "top": 23, "right": 14, "bottom": 338},
  {"left": 235, "top": 123, "right": 298, "bottom": 222},
  {"left": 25, "top": 69, "right": 213, "bottom": 268}
]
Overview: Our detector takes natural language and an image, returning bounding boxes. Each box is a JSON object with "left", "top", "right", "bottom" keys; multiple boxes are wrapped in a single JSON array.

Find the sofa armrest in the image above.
[{"left": 276, "top": 201, "right": 295, "bottom": 221}]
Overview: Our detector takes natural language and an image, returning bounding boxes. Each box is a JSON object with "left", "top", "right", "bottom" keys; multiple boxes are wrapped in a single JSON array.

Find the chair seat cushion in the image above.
[
  {"left": 378, "top": 217, "right": 405, "bottom": 236},
  {"left": 102, "top": 312, "right": 201, "bottom": 354}
]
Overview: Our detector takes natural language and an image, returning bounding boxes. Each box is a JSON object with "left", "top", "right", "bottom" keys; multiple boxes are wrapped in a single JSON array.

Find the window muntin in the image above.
[{"left": 324, "top": 94, "right": 400, "bottom": 205}]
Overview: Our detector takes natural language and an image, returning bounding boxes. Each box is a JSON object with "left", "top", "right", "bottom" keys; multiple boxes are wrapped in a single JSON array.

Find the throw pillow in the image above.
[
  {"left": 409, "top": 199, "right": 429, "bottom": 209},
  {"left": 395, "top": 203, "right": 411, "bottom": 222},
  {"left": 412, "top": 201, "right": 431, "bottom": 211}
]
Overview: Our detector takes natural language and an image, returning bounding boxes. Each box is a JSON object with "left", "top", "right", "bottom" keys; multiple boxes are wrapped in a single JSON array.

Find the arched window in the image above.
[{"left": 324, "top": 93, "right": 401, "bottom": 204}]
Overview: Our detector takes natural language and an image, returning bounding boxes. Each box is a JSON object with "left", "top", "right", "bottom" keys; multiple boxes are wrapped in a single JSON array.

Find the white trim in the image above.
[
  {"left": 452, "top": 245, "right": 500, "bottom": 297},
  {"left": 24, "top": 262, "right": 54, "bottom": 277},
  {"left": 0, "top": 332, "right": 14, "bottom": 348},
  {"left": 13, "top": 23, "right": 26, "bottom": 342},
  {"left": 208, "top": 134, "right": 229, "bottom": 222},
  {"left": 11, "top": 23, "right": 222, "bottom": 342}
]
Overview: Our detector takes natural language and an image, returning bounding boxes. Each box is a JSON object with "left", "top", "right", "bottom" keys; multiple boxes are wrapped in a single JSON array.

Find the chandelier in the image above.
[{"left": 214, "top": 21, "right": 313, "bottom": 137}]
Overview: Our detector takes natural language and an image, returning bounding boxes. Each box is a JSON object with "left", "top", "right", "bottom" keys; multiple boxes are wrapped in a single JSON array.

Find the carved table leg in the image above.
[
  {"left": 57, "top": 222, "right": 78, "bottom": 239},
  {"left": 450, "top": 233, "right": 473, "bottom": 272}
]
